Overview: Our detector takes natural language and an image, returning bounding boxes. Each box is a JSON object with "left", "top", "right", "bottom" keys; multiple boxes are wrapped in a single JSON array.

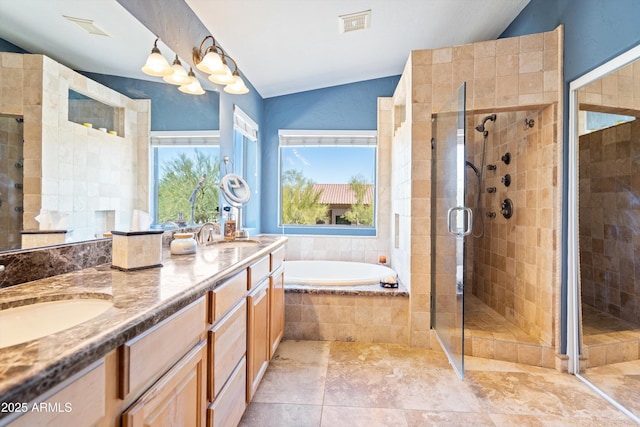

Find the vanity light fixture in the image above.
[
  {"left": 193, "top": 35, "right": 249, "bottom": 95},
  {"left": 141, "top": 38, "right": 173, "bottom": 77},
  {"left": 178, "top": 68, "right": 205, "bottom": 95},
  {"left": 224, "top": 69, "right": 250, "bottom": 95},
  {"left": 163, "top": 55, "right": 191, "bottom": 86}
]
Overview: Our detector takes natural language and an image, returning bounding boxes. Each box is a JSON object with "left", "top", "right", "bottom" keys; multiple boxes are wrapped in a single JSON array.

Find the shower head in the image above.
[{"left": 475, "top": 114, "right": 497, "bottom": 133}]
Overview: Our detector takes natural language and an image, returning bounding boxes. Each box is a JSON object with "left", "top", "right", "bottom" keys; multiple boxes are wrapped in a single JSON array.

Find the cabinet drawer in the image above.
[
  {"left": 119, "top": 297, "right": 206, "bottom": 399},
  {"left": 123, "top": 340, "right": 207, "bottom": 427},
  {"left": 208, "top": 299, "right": 247, "bottom": 401},
  {"left": 248, "top": 255, "right": 270, "bottom": 291},
  {"left": 9, "top": 360, "right": 105, "bottom": 427},
  {"left": 207, "top": 357, "right": 247, "bottom": 427},
  {"left": 209, "top": 270, "right": 247, "bottom": 323},
  {"left": 270, "top": 246, "right": 285, "bottom": 272}
]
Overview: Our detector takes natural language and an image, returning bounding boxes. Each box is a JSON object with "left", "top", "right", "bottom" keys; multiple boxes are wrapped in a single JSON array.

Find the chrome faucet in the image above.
[{"left": 196, "top": 222, "right": 221, "bottom": 244}]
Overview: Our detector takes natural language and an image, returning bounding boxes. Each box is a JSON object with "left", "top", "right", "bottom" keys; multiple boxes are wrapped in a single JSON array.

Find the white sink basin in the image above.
[
  {"left": 0, "top": 298, "right": 113, "bottom": 348},
  {"left": 208, "top": 239, "right": 261, "bottom": 248}
]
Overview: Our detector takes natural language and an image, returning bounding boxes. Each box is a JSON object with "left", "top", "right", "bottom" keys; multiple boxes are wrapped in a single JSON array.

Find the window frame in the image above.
[{"left": 277, "top": 129, "right": 378, "bottom": 236}]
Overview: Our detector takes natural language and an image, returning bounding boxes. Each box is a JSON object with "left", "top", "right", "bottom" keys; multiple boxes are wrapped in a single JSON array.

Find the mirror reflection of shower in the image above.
[
  {"left": 0, "top": 116, "right": 24, "bottom": 250},
  {"left": 466, "top": 114, "right": 496, "bottom": 238}
]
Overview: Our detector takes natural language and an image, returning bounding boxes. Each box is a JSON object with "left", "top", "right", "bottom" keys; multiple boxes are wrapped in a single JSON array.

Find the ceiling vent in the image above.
[
  {"left": 63, "top": 15, "right": 110, "bottom": 37},
  {"left": 338, "top": 10, "right": 371, "bottom": 34}
]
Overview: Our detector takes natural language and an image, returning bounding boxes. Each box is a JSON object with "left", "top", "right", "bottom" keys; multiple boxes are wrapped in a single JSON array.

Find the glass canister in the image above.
[{"left": 170, "top": 232, "right": 197, "bottom": 255}]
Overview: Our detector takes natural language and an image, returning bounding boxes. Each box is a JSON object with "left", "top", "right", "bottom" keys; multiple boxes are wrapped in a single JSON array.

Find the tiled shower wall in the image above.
[
  {"left": 466, "top": 107, "right": 558, "bottom": 345},
  {"left": 0, "top": 116, "right": 23, "bottom": 250},
  {"left": 579, "top": 120, "right": 640, "bottom": 324}
]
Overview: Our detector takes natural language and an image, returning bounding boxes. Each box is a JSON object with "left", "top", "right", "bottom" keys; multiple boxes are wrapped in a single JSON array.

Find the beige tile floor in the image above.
[{"left": 240, "top": 340, "right": 636, "bottom": 427}]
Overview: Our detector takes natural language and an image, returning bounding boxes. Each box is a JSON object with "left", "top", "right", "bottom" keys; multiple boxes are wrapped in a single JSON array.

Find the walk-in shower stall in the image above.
[{"left": 432, "top": 82, "right": 558, "bottom": 378}]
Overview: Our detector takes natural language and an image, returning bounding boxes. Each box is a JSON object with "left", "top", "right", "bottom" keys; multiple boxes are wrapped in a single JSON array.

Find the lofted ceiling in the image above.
[{"left": 0, "top": 0, "right": 530, "bottom": 98}]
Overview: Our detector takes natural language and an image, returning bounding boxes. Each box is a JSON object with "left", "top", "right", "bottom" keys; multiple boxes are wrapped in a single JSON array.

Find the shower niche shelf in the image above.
[{"left": 68, "top": 89, "right": 124, "bottom": 136}]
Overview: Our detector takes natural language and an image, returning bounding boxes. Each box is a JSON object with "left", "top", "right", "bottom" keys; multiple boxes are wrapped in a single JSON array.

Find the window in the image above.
[
  {"left": 278, "top": 130, "right": 377, "bottom": 231},
  {"left": 150, "top": 131, "right": 220, "bottom": 227},
  {"left": 232, "top": 107, "right": 259, "bottom": 231}
]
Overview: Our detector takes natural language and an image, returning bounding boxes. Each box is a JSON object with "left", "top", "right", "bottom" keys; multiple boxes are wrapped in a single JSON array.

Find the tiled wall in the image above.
[
  {"left": 0, "top": 116, "right": 23, "bottom": 250},
  {"left": 284, "top": 292, "right": 409, "bottom": 344},
  {"left": 0, "top": 53, "right": 150, "bottom": 242},
  {"left": 579, "top": 119, "right": 640, "bottom": 323},
  {"left": 578, "top": 59, "right": 640, "bottom": 116},
  {"left": 385, "top": 26, "right": 563, "bottom": 355},
  {"left": 466, "top": 107, "right": 558, "bottom": 345}
]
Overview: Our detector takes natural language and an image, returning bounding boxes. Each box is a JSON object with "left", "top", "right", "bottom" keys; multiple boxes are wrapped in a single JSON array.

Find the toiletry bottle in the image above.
[{"left": 224, "top": 213, "right": 236, "bottom": 241}]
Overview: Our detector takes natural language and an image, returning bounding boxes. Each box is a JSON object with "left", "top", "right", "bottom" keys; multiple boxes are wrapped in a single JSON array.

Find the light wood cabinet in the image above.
[
  {"left": 209, "top": 270, "right": 247, "bottom": 324},
  {"left": 119, "top": 297, "right": 207, "bottom": 401},
  {"left": 207, "top": 357, "right": 247, "bottom": 427},
  {"left": 7, "top": 243, "right": 286, "bottom": 427},
  {"left": 246, "top": 279, "right": 270, "bottom": 402},
  {"left": 122, "top": 340, "right": 207, "bottom": 427},
  {"left": 8, "top": 360, "right": 106, "bottom": 427},
  {"left": 269, "top": 266, "right": 285, "bottom": 359},
  {"left": 208, "top": 299, "right": 247, "bottom": 401},
  {"left": 248, "top": 256, "right": 270, "bottom": 291}
]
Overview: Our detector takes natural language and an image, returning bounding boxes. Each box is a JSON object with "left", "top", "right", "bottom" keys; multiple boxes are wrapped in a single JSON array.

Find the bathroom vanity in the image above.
[{"left": 0, "top": 235, "right": 286, "bottom": 427}]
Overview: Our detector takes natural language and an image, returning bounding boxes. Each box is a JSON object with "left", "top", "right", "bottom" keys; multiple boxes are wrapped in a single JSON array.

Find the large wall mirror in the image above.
[
  {"left": 0, "top": 53, "right": 220, "bottom": 254},
  {"left": 568, "top": 44, "right": 640, "bottom": 422}
]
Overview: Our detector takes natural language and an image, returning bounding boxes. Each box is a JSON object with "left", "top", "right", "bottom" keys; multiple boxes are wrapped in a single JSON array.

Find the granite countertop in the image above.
[{"left": 0, "top": 235, "right": 287, "bottom": 413}]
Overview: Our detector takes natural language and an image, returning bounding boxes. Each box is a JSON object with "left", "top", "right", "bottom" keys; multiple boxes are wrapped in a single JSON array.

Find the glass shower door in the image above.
[{"left": 431, "top": 83, "right": 468, "bottom": 379}]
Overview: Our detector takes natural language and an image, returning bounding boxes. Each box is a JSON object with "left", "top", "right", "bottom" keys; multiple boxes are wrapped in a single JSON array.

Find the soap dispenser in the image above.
[{"left": 223, "top": 207, "right": 236, "bottom": 241}]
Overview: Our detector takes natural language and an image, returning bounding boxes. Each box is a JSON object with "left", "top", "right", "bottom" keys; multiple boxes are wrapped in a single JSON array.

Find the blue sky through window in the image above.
[{"left": 281, "top": 146, "right": 375, "bottom": 184}]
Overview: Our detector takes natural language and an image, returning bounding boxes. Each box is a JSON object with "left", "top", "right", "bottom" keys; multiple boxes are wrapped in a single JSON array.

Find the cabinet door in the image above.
[
  {"left": 122, "top": 340, "right": 207, "bottom": 427},
  {"left": 269, "top": 266, "right": 285, "bottom": 359},
  {"left": 246, "top": 279, "right": 269, "bottom": 402},
  {"left": 8, "top": 361, "right": 105, "bottom": 427}
]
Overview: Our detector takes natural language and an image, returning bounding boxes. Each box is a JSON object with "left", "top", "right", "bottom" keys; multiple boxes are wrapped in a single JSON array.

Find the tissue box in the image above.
[{"left": 111, "top": 230, "right": 164, "bottom": 271}]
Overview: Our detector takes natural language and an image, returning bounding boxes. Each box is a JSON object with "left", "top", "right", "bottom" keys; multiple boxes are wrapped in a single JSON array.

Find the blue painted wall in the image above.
[
  {"left": 0, "top": 38, "right": 26, "bottom": 53},
  {"left": 81, "top": 72, "right": 220, "bottom": 131},
  {"left": 502, "top": 0, "right": 640, "bottom": 354},
  {"left": 260, "top": 75, "right": 401, "bottom": 235},
  {"left": 502, "top": 0, "right": 640, "bottom": 82}
]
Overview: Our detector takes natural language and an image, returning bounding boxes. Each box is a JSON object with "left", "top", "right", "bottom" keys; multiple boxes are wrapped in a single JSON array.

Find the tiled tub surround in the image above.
[
  {"left": 0, "top": 234, "right": 286, "bottom": 417},
  {"left": 284, "top": 283, "right": 410, "bottom": 345}
]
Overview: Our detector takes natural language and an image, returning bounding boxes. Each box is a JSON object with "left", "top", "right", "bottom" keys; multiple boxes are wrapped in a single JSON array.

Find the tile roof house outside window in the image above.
[{"left": 312, "top": 183, "right": 374, "bottom": 225}]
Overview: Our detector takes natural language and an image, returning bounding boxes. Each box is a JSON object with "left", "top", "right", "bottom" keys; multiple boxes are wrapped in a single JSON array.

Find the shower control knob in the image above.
[
  {"left": 501, "top": 198, "right": 514, "bottom": 219},
  {"left": 501, "top": 174, "right": 511, "bottom": 187},
  {"left": 487, "top": 164, "right": 497, "bottom": 171},
  {"left": 501, "top": 152, "right": 511, "bottom": 165}
]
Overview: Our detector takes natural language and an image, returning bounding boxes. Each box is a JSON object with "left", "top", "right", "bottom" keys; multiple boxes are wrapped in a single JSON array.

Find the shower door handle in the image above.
[{"left": 447, "top": 207, "right": 473, "bottom": 237}]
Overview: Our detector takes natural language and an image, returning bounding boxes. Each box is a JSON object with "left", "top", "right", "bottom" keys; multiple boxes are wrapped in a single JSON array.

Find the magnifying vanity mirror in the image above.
[
  {"left": 220, "top": 172, "right": 251, "bottom": 207},
  {"left": 568, "top": 43, "right": 640, "bottom": 422}
]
